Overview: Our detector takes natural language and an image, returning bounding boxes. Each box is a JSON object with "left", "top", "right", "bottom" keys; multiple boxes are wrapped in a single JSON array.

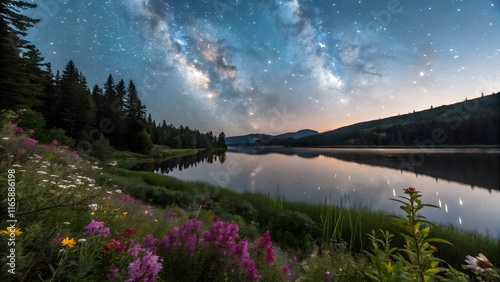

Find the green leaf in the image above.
[{"left": 427, "top": 238, "right": 453, "bottom": 245}]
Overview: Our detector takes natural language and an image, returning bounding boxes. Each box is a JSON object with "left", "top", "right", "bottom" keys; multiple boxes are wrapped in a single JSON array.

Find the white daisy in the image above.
[{"left": 465, "top": 253, "right": 493, "bottom": 272}]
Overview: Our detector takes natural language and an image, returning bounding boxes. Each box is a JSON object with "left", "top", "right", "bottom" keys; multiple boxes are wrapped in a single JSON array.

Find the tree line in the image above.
[
  {"left": 0, "top": 0, "right": 226, "bottom": 155},
  {"left": 270, "top": 93, "right": 500, "bottom": 147}
]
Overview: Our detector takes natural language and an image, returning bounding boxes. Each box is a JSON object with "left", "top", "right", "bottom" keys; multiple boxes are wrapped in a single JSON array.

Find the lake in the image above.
[{"left": 152, "top": 147, "right": 500, "bottom": 237}]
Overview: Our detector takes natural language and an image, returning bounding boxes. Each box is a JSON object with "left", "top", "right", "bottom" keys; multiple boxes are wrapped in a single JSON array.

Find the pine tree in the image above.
[
  {"left": 58, "top": 60, "right": 93, "bottom": 138},
  {"left": 0, "top": 0, "right": 42, "bottom": 110}
]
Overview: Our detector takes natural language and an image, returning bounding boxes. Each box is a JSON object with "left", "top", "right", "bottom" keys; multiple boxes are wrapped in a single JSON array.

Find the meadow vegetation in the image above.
[{"left": 1, "top": 122, "right": 499, "bottom": 281}]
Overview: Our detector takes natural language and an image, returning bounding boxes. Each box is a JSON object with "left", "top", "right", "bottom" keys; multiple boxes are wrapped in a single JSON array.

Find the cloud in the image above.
[
  {"left": 126, "top": 0, "right": 211, "bottom": 93},
  {"left": 274, "top": 0, "right": 343, "bottom": 92},
  {"left": 196, "top": 36, "right": 237, "bottom": 81}
]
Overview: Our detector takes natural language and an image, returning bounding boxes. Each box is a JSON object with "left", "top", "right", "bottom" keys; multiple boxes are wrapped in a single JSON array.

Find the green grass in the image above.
[
  {"left": 2, "top": 122, "right": 499, "bottom": 281},
  {"left": 108, "top": 146, "right": 199, "bottom": 170},
  {"left": 103, "top": 167, "right": 500, "bottom": 269}
]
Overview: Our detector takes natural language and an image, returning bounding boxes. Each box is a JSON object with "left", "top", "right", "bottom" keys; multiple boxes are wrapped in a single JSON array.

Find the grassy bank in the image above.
[
  {"left": 107, "top": 167, "right": 500, "bottom": 268},
  {"left": 101, "top": 145, "right": 199, "bottom": 170},
  {"left": 1, "top": 124, "right": 499, "bottom": 281}
]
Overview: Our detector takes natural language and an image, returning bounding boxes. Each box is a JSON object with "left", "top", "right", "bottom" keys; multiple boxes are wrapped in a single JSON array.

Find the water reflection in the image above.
[
  {"left": 227, "top": 147, "right": 500, "bottom": 191},
  {"left": 134, "top": 150, "right": 226, "bottom": 172},
  {"left": 154, "top": 147, "right": 500, "bottom": 236}
]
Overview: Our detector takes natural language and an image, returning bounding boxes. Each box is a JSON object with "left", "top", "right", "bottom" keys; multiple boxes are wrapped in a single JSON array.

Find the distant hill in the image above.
[
  {"left": 272, "top": 92, "right": 500, "bottom": 147},
  {"left": 226, "top": 129, "right": 318, "bottom": 146}
]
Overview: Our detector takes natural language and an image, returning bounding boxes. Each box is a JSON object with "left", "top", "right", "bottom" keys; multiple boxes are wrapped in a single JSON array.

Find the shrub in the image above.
[{"left": 269, "top": 210, "right": 319, "bottom": 254}]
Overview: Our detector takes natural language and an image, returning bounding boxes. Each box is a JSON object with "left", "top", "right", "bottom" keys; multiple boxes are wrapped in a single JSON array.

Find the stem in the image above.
[{"left": 409, "top": 196, "right": 424, "bottom": 282}]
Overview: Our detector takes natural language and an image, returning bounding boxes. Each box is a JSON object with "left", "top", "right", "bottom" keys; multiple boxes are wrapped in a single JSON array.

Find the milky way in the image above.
[{"left": 25, "top": 0, "right": 500, "bottom": 135}]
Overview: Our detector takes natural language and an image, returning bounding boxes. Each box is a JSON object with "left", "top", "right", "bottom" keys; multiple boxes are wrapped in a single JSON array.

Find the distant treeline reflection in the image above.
[
  {"left": 151, "top": 150, "right": 226, "bottom": 174},
  {"left": 228, "top": 147, "right": 500, "bottom": 191}
]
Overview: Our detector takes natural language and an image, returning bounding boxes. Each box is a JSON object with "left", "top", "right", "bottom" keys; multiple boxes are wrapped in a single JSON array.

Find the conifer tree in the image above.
[{"left": 0, "top": 0, "right": 42, "bottom": 110}]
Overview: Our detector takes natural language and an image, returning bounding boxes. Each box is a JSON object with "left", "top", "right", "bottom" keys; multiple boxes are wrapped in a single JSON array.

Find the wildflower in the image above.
[
  {"left": 465, "top": 253, "right": 494, "bottom": 272},
  {"left": 12, "top": 164, "right": 21, "bottom": 168},
  {"left": 404, "top": 187, "right": 418, "bottom": 193},
  {"left": 326, "top": 271, "right": 331, "bottom": 275},
  {"left": 83, "top": 220, "right": 105, "bottom": 235},
  {"left": 128, "top": 243, "right": 142, "bottom": 257},
  {"left": 48, "top": 139, "right": 58, "bottom": 148},
  {"left": 107, "top": 267, "right": 119, "bottom": 279},
  {"left": 62, "top": 237, "right": 76, "bottom": 248},
  {"left": 123, "top": 227, "right": 137, "bottom": 238},
  {"left": 107, "top": 160, "right": 117, "bottom": 166},
  {"left": 0, "top": 227, "right": 23, "bottom": 236},
  {"left": 115, "top": 189, "right": 122, "bottom": 194},
  {"left": 2, "top": 137, "right": 10, "bottom": 140},
  {"left": 11, "top": 124, "right": 23, "bottom": 133},
  {"left": 143, "top": 234, "right": 157, "bottom": 251},
  {"left": 88, "top": 204, "right": 98, "bottom": 210},
  {"left": 78, "top": 239, "right": 87, "bottom": 243},
  {"left": 71, "top": 151, "right": 78, "bottom": 158},
  {"left": 283, "top": 265, "right": 292, "bottom": 277},
  {"left": 185, "top": 236, "right": 196, "bottom": 256},
  {"left": 127, "top": 251, "right": 162, "bottom": 282},
  {"left": 97, "top": 227, "right": 111, "bottom": 236},
  {"left": 212, "top": 215, "right": 219, "bottom": 222},
  {"left": 257, "top": 231, "right": 274, "bottom": 264},
  {"left": 36, "top": 171, "right": 47, "bottom": 174},
  {"left": 122, "top": 211, "right": 128, "bottom": 216},
  {"left": 24, "top": 137, "right": 38, "bottom": 147},
  {"left": 63, "top": 222, "right": 70, "bottom": 225},
  {"left": 52, "top": 237, "right": 63, "bottom": 244}
]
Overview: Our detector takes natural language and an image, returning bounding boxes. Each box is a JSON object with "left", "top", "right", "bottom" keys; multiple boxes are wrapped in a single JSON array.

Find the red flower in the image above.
[
  {"left": 404, "top": 187, "right": 418, "bottom": 193},
  {"left": 212, "top": 215, "right": 219, "bottom": 222}
]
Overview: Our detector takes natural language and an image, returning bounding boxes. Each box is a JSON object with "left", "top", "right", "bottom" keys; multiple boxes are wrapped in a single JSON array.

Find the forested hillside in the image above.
[
  {"left": 0, "top": 1, "right": 225, "bottom": 156},
  {"left": 273, "top": 93, "right": 500, "bottom": 146}
]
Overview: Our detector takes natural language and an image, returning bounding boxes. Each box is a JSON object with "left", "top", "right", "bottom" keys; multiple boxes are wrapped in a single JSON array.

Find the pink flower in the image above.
[
  {"left": 48, "top": 139, "right": 58, "bottom": 148},
  {"left": 143, "top": 234, "right": 157, "bottom": 251},
  {"left": 11, "top": 124, "right": 23, "bottom": 133},
  {"left": 24, "top": 137, "right": 38, "bottom": 147},
  {"left": 71, "top": 151, "right": 79, "bottom": 158},
  {"left": 283, "top": 265, "right": 292, "bottom": 277},
  {"left": 185, "top": 236, "right": 196, "bottom": 256},
  {"left": 257, "top": 231, "right": 274, "bottom": 264},
  {"left": 127, "top": 251, "right": 162, "bottom": 282},
  {"left": 107, "top": 267, "right": 119, "bottom": 279},
  {"left": 128, "top": 243, "right": 142, "bottom": 257},
  {"left": 83, "top": 220, "right": 109, "bottom": 236},
  {"left": 404, "top": 187, "right": 418, "bottom": 193},
  {"left": 212, "top": 215, "right": 219, "bottom": 222}
]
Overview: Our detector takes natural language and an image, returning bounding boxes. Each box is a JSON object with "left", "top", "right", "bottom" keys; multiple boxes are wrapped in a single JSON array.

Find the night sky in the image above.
[{"left": 25, "top": 0, "right": 500, "bottom": 136}]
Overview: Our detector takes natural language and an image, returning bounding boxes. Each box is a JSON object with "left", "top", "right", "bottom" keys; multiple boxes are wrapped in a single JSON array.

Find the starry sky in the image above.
[{"left": 25, "top": 0, "right": 500, "bottom": 136}]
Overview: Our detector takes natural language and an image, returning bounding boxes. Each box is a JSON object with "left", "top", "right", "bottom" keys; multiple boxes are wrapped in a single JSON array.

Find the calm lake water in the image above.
[{"left": 152, "top": 147, "right": 500, "bottom": 237}]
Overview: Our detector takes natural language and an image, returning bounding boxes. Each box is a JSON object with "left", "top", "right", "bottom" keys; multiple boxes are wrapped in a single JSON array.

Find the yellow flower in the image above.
[
  {"left": 62, "top": 237, "right": 76, "bottom": 248},
  {"left": 122, "top": 211, "right": 128, "bottom": 216},
  {"left": 0, "top": 227, "right": 23, "bottom": 236}
]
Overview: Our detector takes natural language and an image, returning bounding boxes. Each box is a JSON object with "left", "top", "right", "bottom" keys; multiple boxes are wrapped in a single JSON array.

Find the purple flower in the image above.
[
  {"left": 257, "top": 231, "right": 274, "bottom": 264},
  {"left": 97, "top": 227, "right": 110, "bottom": 236},
  {"left": 203, "top": 221, "right": 239, "bottom": 249},
  {"left": 185, "top": 236, "right": 196, "bottom": 256},
  {"left": 160, "top": 235, "right": 170, "bottom": 248},
  {"left": 48, "top": 139, "right": 58, "bottom": 148},
  {"left": 122, "top": 194, "right": 134, "bottom": 202},
  {"left": 83, "top": 220, "right": 107, "bottom": 236},
  {"left": 128, "top": 243, "right": 142, "bottom": 257},
  {"left": 127, "top": 251, "right": 162, "bottom": 282},
  {"left": 283, "top": 265, "right": 292, "bottom": 277},
  {"left": 71, "top": 151, "right": 79, "bottom": 158},
  {"left": 143, "top": 234, "right": 157, "bottom": 251},
  {"left": 11, "top": 123, "right": 23, "bottom": 133},
  {"left": 107, "top": 267, "right": 119, "bottom": 279},
  {"left": 24, "top": 137, "right": 38, "bottom": 147}
]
